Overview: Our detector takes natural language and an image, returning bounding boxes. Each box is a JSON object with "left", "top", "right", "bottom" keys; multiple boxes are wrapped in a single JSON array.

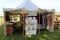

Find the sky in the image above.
[{"left": 0, "top": 0, "right": 60, "bottom": 16}]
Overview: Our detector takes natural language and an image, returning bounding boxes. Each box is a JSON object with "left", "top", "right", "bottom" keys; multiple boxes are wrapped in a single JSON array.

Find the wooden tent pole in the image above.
[
  {"left": 23, "top": 14, "right": 25, "bottom": 36},
  {"left": 42, "top": 15, "right": 44, "bottom": 28},
  {"left": 39, "top": 13, "right": 40, "bottom": 34},
  {"left": 51, "top": 13, "right": 54, "bottom": 32},
  {"left": 49, "top": 12, "right": 54, "bottom": 32},
  {"left": 4, "top": 12, "right": 6, "bottom": 36},
  {"left": 20, "top": 13, "right": 24, "bottom": 36}
]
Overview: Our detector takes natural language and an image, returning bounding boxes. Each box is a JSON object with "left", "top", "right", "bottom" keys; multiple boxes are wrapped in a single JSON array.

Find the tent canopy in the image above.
[
  {"left": 4, "top": 0, "right": 39, "bottom": 11},
  {"left": 16, "top": 0, "right": 39, "bottom": 11},
  {"left": 4, "top": 0, "right": 55, "bottom": 16}
]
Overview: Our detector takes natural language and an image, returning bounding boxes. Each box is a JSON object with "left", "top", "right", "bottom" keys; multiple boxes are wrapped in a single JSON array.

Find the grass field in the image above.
[{"left": 0, "top": 25, "right": 60, "bottom": 40}]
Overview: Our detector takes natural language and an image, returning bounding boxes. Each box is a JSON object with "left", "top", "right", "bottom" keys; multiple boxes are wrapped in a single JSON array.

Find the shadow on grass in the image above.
[
  {"left": 2, "top": 34, "right": 40, "bottom": 40},
  {"left": 2, "top": 34, "right": 25, "bottom": 40}
]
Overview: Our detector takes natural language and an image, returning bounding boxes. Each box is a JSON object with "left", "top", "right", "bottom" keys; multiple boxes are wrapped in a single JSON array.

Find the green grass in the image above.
[
  {"left": 0, "top": 25, "right": 60, "bottom": 40},
  {"left": 0, "top": 25, "right": 4, "bottom": 40}
]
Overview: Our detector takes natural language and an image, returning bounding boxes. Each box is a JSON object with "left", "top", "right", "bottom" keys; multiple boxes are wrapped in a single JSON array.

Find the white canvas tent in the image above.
[{"left": 3, "top": 0, "right": 55, "bottom": 36}]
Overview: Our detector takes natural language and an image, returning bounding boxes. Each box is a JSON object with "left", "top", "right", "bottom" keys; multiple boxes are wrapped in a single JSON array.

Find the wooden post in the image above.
[
  {"left": 50, "top": 12, "right": 54, "bottom": 32},
  {"left": 20, "top": 14, "right": 24, "bottom": 36},
  {"left": 39, "top": 13, "right": 40, "bottom": 34},
  {"left": 20, "top": 10, "right": 26, "bottom": 36},
  {"left": 4, "top": 12, "right": 6, "bottom": 36},
  {"left": 42, "top": 15, "right": 45, "bottom": 30},
  {"left": 22, "top": 14, "right": 24, "bottom": 36}
]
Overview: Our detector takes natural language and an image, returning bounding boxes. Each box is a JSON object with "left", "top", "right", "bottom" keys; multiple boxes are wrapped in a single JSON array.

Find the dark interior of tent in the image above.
[
  {"left": 5, "top": 12, "right": 24, "bottom": 35},
  {"left": 37, "top": 14, "right": 44, "bottom": 29},
  {"left": 37, "top": 13, "right": 49, "bottom": 32}
]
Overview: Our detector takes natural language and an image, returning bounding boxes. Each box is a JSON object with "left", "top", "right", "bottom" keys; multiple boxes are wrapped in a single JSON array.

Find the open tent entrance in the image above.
[
  {"left": 37, "top": 14, "right": 45, "bottom": 30},
  {"left": 40, "top": 14, "right": 43, "bottom": 25},
  {"left": 4, "top": 11, "right": 26, "bottom": 35},
  {"left": 37, "top": 13, "right": 49, "bottom": 32},
  {"left": 37, "top": 12, "right": 54, "bottom": 32},
  {"left": 11, "top": 14, "right": 22, "bottom": 34}
]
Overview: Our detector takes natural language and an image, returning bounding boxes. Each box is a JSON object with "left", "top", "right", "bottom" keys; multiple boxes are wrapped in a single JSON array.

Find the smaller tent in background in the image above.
[{"left": 54, "top": 12, "right": 60, "bottom": 29}]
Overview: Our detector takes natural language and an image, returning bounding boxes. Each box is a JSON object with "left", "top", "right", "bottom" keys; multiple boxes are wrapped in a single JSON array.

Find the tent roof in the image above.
[
  {"left": 3, "top": 0, "right": 39, "bottom": 11},
  {"left": 3, "top": 0, "right": 55, "bottom": 12},
  {"left": 16, "top": 0, "right": 39, "bottom": 11}
]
